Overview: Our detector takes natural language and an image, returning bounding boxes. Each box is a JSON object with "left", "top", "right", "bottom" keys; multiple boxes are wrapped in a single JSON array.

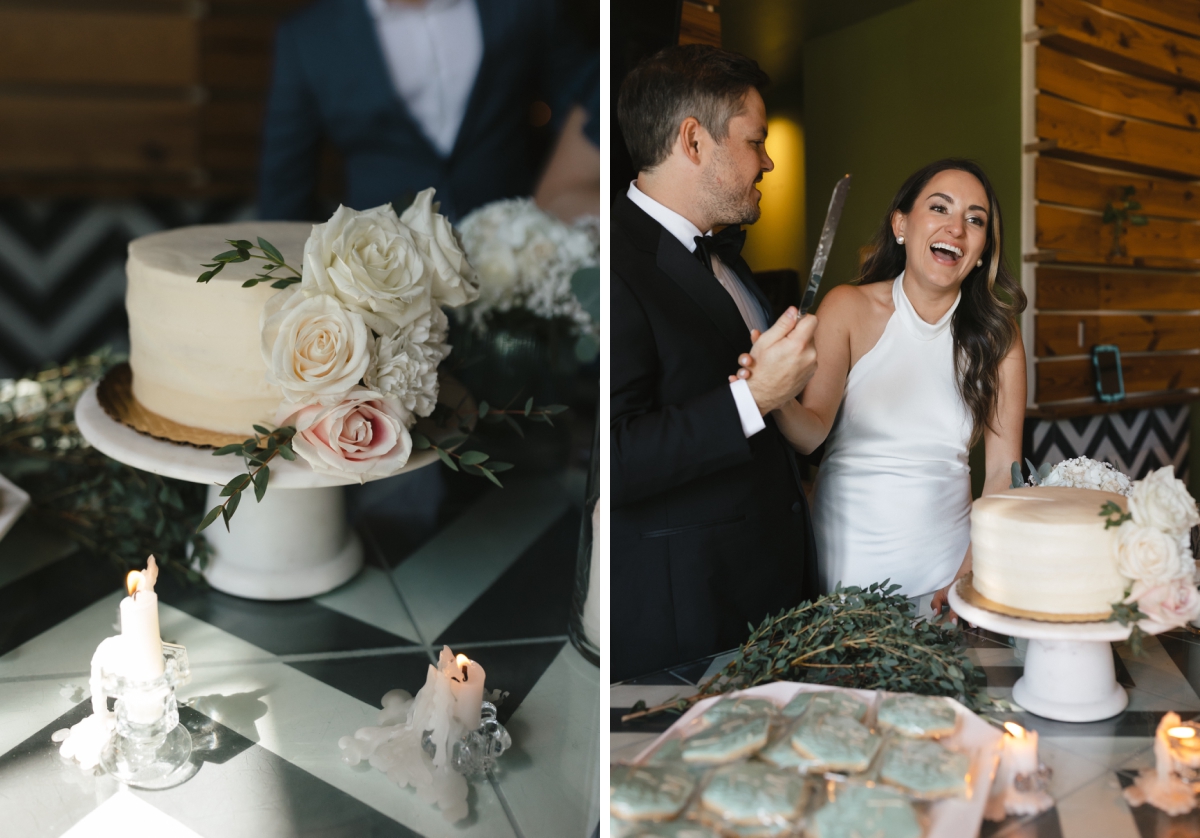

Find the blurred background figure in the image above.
[
  {"left": 534, "top": 59, "right": 600, "bottom": 223},
  {"left": 259, "top": 0, "right": 595, "bottom": 222}
]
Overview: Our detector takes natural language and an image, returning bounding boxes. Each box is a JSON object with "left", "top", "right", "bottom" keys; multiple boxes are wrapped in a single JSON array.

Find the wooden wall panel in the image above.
[
  {"left": 679, "top": 2, "right": 721, "bottom": 47},
  {"left": 1036, "top": 94, "right": 1200, "bottom": 179},
  {"left": 1036, "top": 0, "right": 1200, "bottom": 89},
  {"left": 1036, "top": 313, "right": 1200, "bottom": 355},
  {"left": 1037, "top": 46, "right": 1200, "bottom": 130},
  {"left": 1038, "top": 353, "right": 1200, "bottom": 400},
  {"left": 1035, "top": 267, "right": 1200, "bottom": 311},
  {"left": 1036, "top": 157, "right": 1200, "bottom": 221},
  {"left": 1036, "top": 203, "right": 1200, "bottom": 266},
  {"left": 0, "top": 10, "right": 197, "bottom": 88},
  {"left": 1090, "top": 0, "right": 1200, "bottom": 40},
  {"left": 0, "top": 95, "right": 197, "bottom": 174}
]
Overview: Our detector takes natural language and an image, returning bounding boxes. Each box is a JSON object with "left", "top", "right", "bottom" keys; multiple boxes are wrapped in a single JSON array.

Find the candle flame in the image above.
[
  {"left": 126, "top": 571, "right": 144, "bottom": 597},
  {"left": 1003, "top": 722, "right": 1026, "bottom": 739},
  {"left": 455, "top": 654, "right": 470, "bottom": 668},
  {"left": 1169, "top": 727, "right": 1197, "bottom": 739}
]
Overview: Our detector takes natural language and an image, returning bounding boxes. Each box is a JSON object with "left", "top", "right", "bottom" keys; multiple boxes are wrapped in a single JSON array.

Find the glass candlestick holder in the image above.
[
  {"left": 420, "top": 701, "right": 512, "bottom": 776},
  {"left": 100, "top": 642, "right": 196, "bottom": 789}
]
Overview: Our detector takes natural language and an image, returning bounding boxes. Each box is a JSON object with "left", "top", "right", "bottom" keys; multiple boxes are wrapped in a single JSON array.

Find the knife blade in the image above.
[{"left": 799, "top": 174, "right": 852, "bottom": 315}]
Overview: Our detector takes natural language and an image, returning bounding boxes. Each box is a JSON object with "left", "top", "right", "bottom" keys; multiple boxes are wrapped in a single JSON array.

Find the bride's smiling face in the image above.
[{"left": 892, "top": 169, "right": 989, "bottom": 291}]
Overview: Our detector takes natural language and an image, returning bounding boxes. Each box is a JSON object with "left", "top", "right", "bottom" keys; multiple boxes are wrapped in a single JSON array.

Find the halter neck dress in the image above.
[{"left": 811, "top": 273, "right": 973, "bottom": 598}]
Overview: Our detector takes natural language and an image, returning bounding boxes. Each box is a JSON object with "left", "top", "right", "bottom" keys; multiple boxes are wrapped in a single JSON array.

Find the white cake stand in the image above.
[
  {"left": 75, "top": 382, "right": 439, "bottom": 601},
  {"left": 949, "top": 580, "right": 1169, "bottom": 723}
]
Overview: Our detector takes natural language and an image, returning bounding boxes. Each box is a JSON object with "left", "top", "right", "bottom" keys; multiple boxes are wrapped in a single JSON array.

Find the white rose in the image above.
[
  {"left": 302, "top": 203, "right": 432, "bottom": 333},
  {"left": 261, "top": 289, "right": 372, "bottom": 404},
  {"left": 1129, "top": 466, "right": 1200, "bottom": 536},
  {"left": 1114, "top": 521, "right": 1192, "bottom": 586},
  {"left": 399, "top": 188, "right": 480, "bottom": 308},
  {"left": 364, "top": 308, "right": 450, "bottom": 420}
]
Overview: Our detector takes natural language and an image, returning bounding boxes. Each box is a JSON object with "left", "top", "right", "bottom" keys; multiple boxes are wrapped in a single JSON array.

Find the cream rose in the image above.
[
  {"left": 302, "top": 203, "right": 432, "bottom": 333},
  {"left": 278, "top": 388, "right": 412, "bottom": 479},
  {"left": 1114, "top": 521, "right": 1191, "bottom": 586},
  {"left": 1129, "top": 466, "right": 1200, "bottom": 536},
  {"left": 261, "top": 290, "right": 372, "bottom": 404},
  {"left": 364, "top": 308, "right": 450, "bottom": 420},
  {"left": 1126, "top": 577, "right": 1200, "bottom": 628},
  {"left": 399, "top": 188, "right": 479, "bottom": 308}
]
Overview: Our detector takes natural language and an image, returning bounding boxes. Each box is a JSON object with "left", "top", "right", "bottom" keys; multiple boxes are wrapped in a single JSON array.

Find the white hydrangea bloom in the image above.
[
  {"left": 364, "top": 307, "right": 451, "bottom": 422},
  {"left": 1040, "top": 457, "right": 1133, "bottom": 496},
  {"left": 456, "top": 198, "right": 598, "bottom": 335}
]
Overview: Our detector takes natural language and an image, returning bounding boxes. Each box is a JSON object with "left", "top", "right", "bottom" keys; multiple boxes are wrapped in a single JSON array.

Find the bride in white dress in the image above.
[{"left": 736, "top": 159, "right": 1026, "bottom": 617}]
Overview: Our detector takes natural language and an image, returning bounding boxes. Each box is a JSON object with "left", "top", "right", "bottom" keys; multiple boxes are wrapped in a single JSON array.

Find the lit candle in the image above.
[
  {"left": 1167, "top": 723, "right": 1200, "bottom": 770},
  {"left": 119, "top": 556, "right": 164, "bottom": 682},
  {"left": 1003, "top": 722, "right": 1039, "bottom": 776},
  {"left": 1122, "top": 712, "right": 1197, "bottom": 815},
  {"left": 450, "top": 653, "right": 486, "bottom": 731}
]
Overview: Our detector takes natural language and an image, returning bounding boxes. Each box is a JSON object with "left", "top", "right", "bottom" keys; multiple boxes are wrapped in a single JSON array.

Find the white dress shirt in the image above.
[
  {"left": 627, "top": 183, "right": 767, "bottom": 438},
  {"left": 364, "top": 0, "right": 484, "bottom": 158}
]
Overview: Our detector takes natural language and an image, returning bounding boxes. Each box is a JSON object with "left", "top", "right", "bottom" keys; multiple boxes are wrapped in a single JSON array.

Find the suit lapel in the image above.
[
  {"left": 656, "top": 231, "right": 752, "bottom": 355},
  {"left": 451, "top": 0, "right": 495, "bottom": 161}
]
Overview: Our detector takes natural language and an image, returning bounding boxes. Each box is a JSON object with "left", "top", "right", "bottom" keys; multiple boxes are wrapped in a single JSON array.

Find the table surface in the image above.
[
  {"left": 610, "top": 619, "right": 1200, "bottom": 838},
  {"left": 0, "top": 466, "right": 600, "bottom": 838}
]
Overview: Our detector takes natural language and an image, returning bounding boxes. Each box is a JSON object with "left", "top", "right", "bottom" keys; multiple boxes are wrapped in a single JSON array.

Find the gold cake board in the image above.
[
  {"left": 96, "top": 363, "right": 474, "bottom": 452},
  {"left": 955, "top": 573, "right": 1112, "bottom": 623}
]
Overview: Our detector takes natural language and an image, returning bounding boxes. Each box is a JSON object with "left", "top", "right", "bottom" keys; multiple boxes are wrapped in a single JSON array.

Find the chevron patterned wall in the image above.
[
  {"left": 1023, "top": 405, "right": 1191, "bottom": 485},
  {"left": 0, "top": 198, "right": 255, "bottom": 378}
]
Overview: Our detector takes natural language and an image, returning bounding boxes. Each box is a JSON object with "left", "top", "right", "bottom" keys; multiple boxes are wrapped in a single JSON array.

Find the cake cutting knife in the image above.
[{"left": 799, "top": 174, "right": 852, "bottom": 316}]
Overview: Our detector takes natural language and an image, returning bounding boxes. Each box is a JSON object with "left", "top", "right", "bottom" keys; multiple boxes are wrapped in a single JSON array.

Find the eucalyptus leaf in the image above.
[
  {"left": 458, "top": 450, "right": 489, "bottom": 465},
  {"left": 1010, "top": 461, "right": 1023, "bottom": 489},
  {"left": 436, "top": 447, "right": 459, "bottom": 471},
  {"left": 258, "top": 237, "right": 285, "bottom": 263},
  {"left": 253, "top": 466, "right": 269, "bottom": 502}
]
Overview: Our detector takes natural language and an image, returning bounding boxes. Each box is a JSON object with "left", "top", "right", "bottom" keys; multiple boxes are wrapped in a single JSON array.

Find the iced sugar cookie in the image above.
[
  {"left": 681, "top": 716, "right": 770, "bottom": 765},
  {"left": 877, "top": 694, "right": 958, "bottom": 738},
  {"left": 780, "top": 691, "right": 867, "bottom": 722},
  {"left": 625, "top": 821, "right": 721, "bottom": 838},
  {"left": 879, "top": 738, "right": 971, "bottom": 799},
  {"left": 611, "top": 764, "right": 697, "bottom": 821},
  {"left": 809, "top": 785, "right": 921, "bottom": 838},
  {"left": 790, "top": 714, "right": 881, "bottom": 774},
  {"left": 699, "top": 697, "right": 777, "bottom": 726},
  {"left": 700, "top": 762, "right": 808, "bottom": 826}
]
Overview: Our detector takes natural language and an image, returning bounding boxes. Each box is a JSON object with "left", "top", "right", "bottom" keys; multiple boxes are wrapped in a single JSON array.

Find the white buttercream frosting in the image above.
[
  {"left": 971, "top": 486, "right": 1129, "bottom": 614},
  {"left": 126, "top": 222, "right": 311, "bottom": 435}
]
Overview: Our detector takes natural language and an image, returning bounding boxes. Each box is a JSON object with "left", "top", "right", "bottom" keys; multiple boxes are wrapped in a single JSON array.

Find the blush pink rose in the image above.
[
  {"left": 1126, "top": 577, "right": 1200, "bottom": 628},
  {"left": 278, "top": 388, "right": 413, "bottom": 479}
]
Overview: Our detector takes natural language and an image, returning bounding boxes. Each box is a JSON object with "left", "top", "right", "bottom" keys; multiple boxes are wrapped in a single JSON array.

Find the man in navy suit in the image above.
[{"left": 259, "top": 0, "right": 591, "bottom": 221}]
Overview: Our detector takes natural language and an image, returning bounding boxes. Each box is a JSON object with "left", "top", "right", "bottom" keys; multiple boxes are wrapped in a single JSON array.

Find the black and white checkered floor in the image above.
[
  {"left": 610, "top": 623, "right": 1200, "bottom": 837},
  {"left": 0, "top": 468, "right": 600, "bottom": 838}
]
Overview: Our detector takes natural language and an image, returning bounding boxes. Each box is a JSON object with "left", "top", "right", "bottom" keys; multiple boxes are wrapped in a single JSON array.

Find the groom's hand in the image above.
[{"left": 744, "top": 307, "right": 818, "bottom": 415}]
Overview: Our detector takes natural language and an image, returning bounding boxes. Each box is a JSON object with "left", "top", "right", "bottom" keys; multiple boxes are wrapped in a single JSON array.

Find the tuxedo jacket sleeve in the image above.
[{"left": 611, "top": 265, "right": 754, "bottom": 507}]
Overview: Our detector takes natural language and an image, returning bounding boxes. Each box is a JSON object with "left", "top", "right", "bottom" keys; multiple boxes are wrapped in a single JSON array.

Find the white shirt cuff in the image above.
[{"left": 729, "top": 379, "right": 765, "bottom": 438}]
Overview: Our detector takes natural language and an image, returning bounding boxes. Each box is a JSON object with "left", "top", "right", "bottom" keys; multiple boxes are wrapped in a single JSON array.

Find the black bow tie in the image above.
[{"left": 693, "top": 226, "right": 746, "bottom": 274}]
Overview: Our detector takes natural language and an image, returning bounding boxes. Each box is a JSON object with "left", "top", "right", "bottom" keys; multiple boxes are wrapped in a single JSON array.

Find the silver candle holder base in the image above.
[{"left": 99, "top": 642, "right": 195, "bottom": 790}]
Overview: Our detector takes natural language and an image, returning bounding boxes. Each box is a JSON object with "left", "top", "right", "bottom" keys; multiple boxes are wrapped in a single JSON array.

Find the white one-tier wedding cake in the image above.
[
  {"left": 126, "top": 222, "right": 308, "bottom": 436},
  {"left": 971, "top": 486, "right": 1129, "bottom": 615}
]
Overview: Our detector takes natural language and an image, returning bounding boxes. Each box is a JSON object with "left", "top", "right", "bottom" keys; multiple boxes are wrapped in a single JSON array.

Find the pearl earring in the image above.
[
  {"left": 976, "top": 259, "right": 983, "bottom": 268},
  {"left": 896, "top": 236, "right": 904, "bottom": 245}
]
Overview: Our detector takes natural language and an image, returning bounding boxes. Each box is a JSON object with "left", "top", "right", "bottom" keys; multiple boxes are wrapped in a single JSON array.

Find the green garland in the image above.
[
  {"left": 0, "top": 350, "right": 210, "bottom": 582},
  {"left": 624, "top": 582, "right": 989, "bottom": 722}
]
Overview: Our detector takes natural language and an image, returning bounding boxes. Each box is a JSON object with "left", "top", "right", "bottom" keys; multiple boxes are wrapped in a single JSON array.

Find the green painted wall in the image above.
[
  {"left": 803, "top": 0, "right": 1022, "bottom": 297},
  {"left": 803, "top": 0, "right": 1021, "bottom": 497}
]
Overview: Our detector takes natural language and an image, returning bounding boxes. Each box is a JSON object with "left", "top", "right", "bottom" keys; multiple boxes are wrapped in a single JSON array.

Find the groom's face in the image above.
[{"left": 701, "top": 88, "right": 773, "bottom": 226}]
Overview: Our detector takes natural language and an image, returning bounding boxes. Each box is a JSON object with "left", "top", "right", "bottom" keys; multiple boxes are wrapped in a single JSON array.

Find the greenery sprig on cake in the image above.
[{"left": 622, "top": 582, "right": 988, "bottom": 722}]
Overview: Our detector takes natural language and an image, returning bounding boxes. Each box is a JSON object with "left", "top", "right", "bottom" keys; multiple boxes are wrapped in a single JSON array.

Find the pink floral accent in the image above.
[
  {"left": 1126, "top": 577, "right": 1200, "bottom": 628},
  {"left": 278, "top": 388, "right": 412, "bottom": 480}
]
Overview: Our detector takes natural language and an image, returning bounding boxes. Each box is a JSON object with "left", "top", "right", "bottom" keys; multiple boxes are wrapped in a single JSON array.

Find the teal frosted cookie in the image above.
[
  {"left": 611, "top": 764, "right": 697, "bottom": 821},
  {"left": 879, "top": 738, "right": 971, "bottom": 799},
  {"left": 681, "top": 715, "right": 770, "bottom": 765},
  {"left": 645, "top": 737, "right": 685, "bottom": 766},
  {"left": 756, "top": 733, "right": 822, "bottom": 773},
  {"left": 700, "top": 762, "right": 808, "bottom": 826},
  {"left": 698, "top": 697, "right": 777, "bottom": 726},
  {"left": 809, "top": 785, "right": 921, "bottom": 838},
  {"left": 780, "top": 691, "right": 867, "bottom": 722},
  {"left": 877, "top": 694, "right": 958, "bottom": 738},
  {"left": 789, "top": 714, "right": 881, "bottom": 774},
  {"left": 624, "top": 821, "right": 721, "bottom": 838}
]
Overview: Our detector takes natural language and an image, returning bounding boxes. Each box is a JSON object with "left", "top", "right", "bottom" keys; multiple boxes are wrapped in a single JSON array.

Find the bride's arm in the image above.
[{"left": 767, "top": 286, "right": 855, "bottom": 455}]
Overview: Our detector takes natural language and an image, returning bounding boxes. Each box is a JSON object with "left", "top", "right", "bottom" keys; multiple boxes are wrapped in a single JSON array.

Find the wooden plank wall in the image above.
[
  {"left": 678, "top": 1, "right": 720, "bottom": 48},
  {"left": 0, "top": 0, "right": 309, "bottom": 197},
  {"left": 1029, "top": 0, "right": 1200, "bottom": 416}
]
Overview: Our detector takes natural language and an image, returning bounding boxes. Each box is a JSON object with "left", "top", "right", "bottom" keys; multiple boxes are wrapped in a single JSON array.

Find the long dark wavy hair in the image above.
[{"left": 858, "top": 158, "right": 1026, "bottom": 446}]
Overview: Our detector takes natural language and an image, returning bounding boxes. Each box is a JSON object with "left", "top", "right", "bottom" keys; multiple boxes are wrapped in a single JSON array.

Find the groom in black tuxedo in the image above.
[{"left": 612, "top": 45, "right": 820, "bottom": 681}]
